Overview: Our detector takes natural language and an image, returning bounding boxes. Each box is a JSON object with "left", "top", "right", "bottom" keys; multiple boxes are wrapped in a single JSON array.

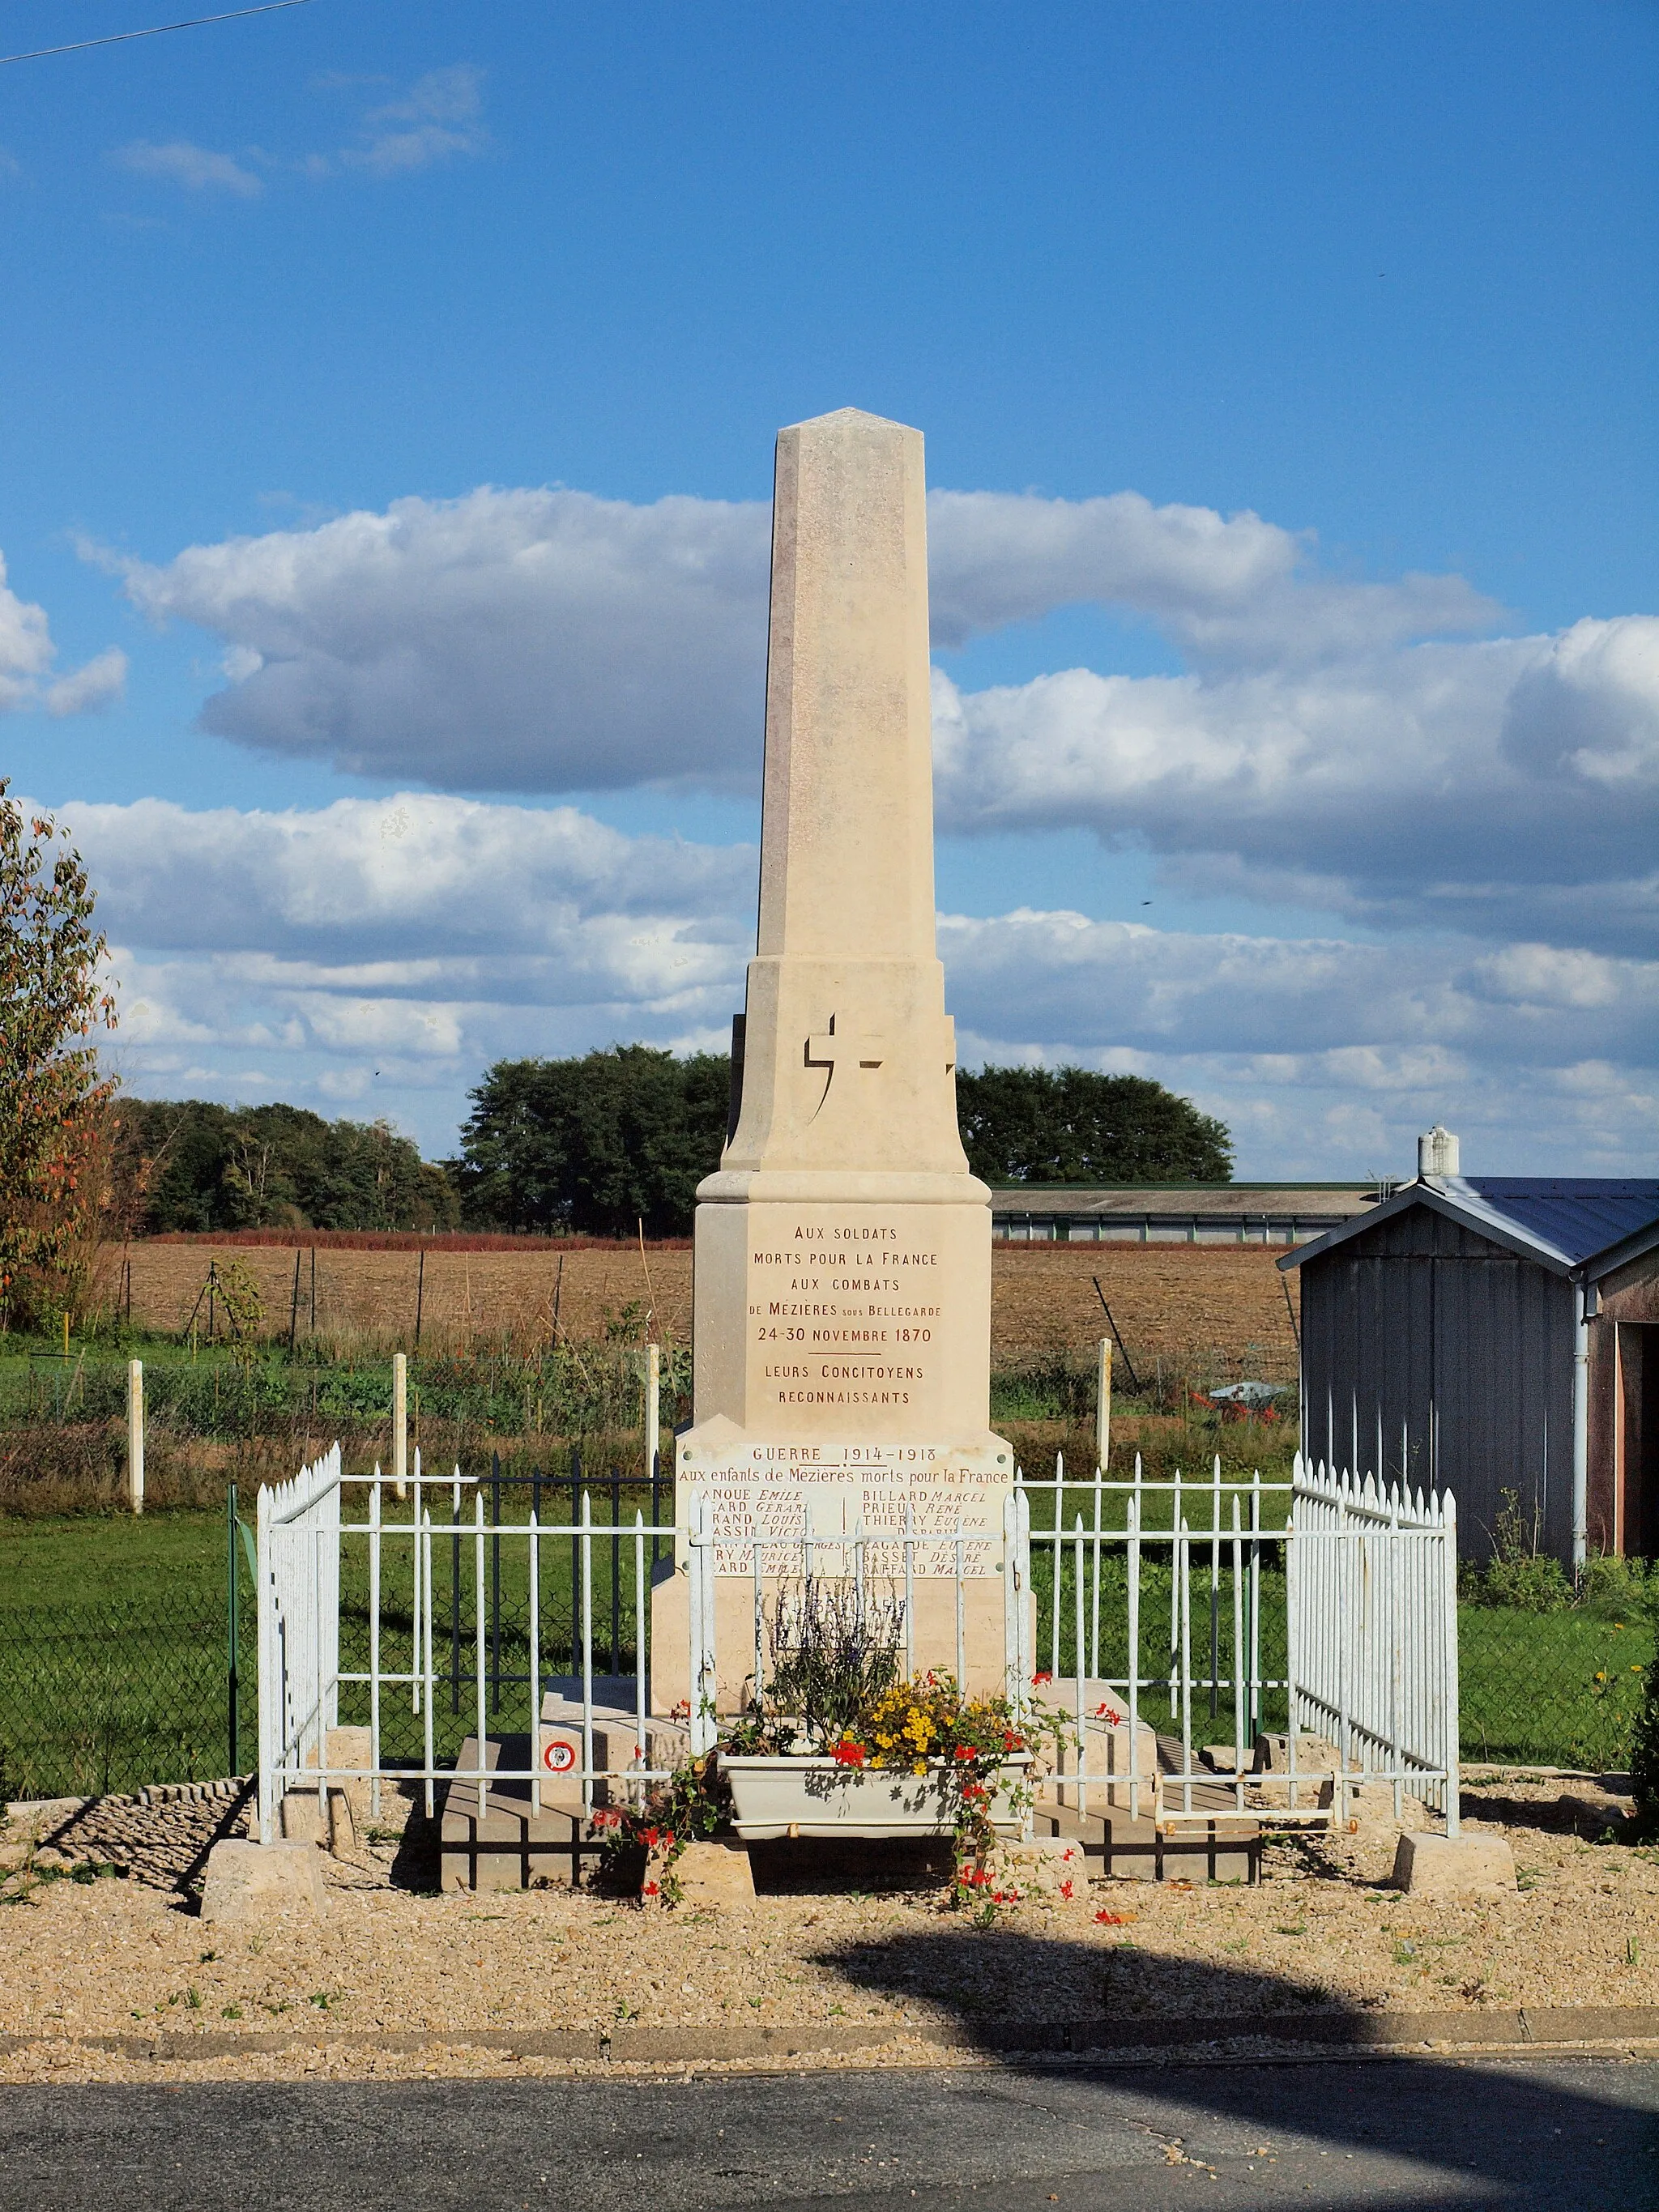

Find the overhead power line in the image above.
[{"left": 1, "top": 0, "right": 318, "bottom": 66}]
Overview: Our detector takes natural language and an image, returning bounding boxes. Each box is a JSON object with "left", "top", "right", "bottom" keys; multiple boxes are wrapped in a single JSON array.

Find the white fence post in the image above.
[
  {"left": 645, "top": 1343, "right": 660, "bottom": 1485},
  {"left": 393, "top": 1351, "right": 407, "bottom": 1501},
  {"left": 126, "top": 1359, "right": 143, "bottom": 1516},
  {"left": 1003, "top": 1485, "right": 1031, "bottom": 1708},
  {"left": 1094, "top": 1337, "right": 1112, "bottom": 1473},
  {"left": 688, "top": 1493, "right": 717, "bottom": 1755}
]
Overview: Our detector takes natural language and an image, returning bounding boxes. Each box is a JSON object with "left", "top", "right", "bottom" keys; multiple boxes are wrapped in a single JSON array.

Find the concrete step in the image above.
[
  {"left": 439, "top": 1734, "right": 597, "bottom": 1893},
  {"left": 1031, "top": 1798, "right": 1260, "bottom": 1885}
]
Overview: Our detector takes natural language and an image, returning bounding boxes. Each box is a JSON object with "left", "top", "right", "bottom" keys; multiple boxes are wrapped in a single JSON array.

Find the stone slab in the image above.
[
  {"left": 198, "top": 1839, "right": 325, "bottom": 1924},
  {"left": 1253, "top": 1731, "right": 1343, "bottom": 1775},
  {"left": 2, "top": 1796, "right": 87, "bottom": 1839},
  {"left": 1392, "top": 1830, "right": 1516, "bottom": 1897},
  {"left": 438, "top": 1735, "right": 593, "bottom": 1892},
  {"left": 661, "top": 1839, "right": 756, "bottom": 1908}
]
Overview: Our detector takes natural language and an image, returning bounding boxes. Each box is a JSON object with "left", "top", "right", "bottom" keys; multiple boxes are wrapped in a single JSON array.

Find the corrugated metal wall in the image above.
[{"left": 1299, "top": 1208, "right": 1576, "bottom": 1562}]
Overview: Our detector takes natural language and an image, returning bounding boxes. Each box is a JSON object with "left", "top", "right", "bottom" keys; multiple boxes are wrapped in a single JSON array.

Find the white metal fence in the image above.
[
  {"left": 255, "top": 1449, "right": 672, "bottom": 1844},
  {"left": 1288, "top": 1458, "right": 1460, "bottom": 1833},
  {"left": 255, "top": 1444, "right": 340, "bottom": 1844},
  {"left": 258, "top": 1447, "right": 1460, "bottom": 1843},
  {"left": 1014, "top": 1451, "right": 1460, "bottom": 1833}
]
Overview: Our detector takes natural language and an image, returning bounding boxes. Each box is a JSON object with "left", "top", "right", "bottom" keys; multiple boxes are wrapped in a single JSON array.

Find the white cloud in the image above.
[
  {"left": 113, "top": 140, "right": 263, "bottom": 197},
  {"left": 931, "top": 616, "right": 1659, "bottom": 954},
  {"left": 0, "top": 551, "right": 125, "bottom": 718},
  {"left": 927, "top": 489, "right": 1499, "bottom": 663},
  {"left": 60, "top": 791, "right": 749, "bottom": 962},
  {"left": 340, "top": 65, "right": 488, "bottom": 176},
  {"left": 1502, "top": 614, "right": 1659, "bottom": 787},
  {"left": 0, "top": 553, "right": 53, "bottom": 710},
  {"left": 45, "top": 646, "right": 127, "bottom": 717},
  {"left": 100, "top": 478, "right": 1500, "bottom": 795},
  {"left": 104, "top": 489, "right": 774, "bottom": 791},
  {"left": 42, "top": 792, "right": 1656, "bottom": 1172},
  {"left": 84, "top": 470, "right": 1659, "bottom": 959},
  {"left": 109, "top": 68, "right": 487, "bottom": 201}
]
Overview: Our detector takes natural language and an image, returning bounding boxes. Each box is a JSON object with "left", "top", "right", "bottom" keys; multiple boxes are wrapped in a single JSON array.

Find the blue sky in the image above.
[{"left": 2, "top": 1, "right": 1655, "bottom": 1174}]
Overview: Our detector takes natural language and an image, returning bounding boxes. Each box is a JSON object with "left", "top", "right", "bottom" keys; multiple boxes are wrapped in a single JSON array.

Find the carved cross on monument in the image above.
[{"left": 806, "top": 1016, "right": 887, "bottom": 1078}]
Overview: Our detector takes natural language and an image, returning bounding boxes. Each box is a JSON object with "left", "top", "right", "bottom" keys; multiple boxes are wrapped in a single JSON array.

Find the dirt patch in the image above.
[{"left": 2, "top": 1776, "right": 1653, "bottom": 2083}]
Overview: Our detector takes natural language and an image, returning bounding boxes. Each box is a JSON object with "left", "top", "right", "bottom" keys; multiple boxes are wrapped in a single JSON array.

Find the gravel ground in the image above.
[{"left": 2, "top": 1774, "right": 1654, "bottom": 2084}]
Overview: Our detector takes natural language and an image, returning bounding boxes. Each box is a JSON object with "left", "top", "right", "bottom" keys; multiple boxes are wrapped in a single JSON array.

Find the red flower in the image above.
[
  {"left": 953, "top": 1745, "right": 976, "bottom": 1762},
  {"left": 1032, "top": 1672, "right": 1052, "bottom": 1686},
  {"left": 1060, "top": 1881, "right": 1075, "bottom": 1902},
  {"left": 642, "top": 1880, "right": 660, "bottom": 1898},
  {"left": 830, "top": 1738, "right": 866, "bottom": 1767},
  {"left": 661, "top": 1832, "right": 676, "bottom": 1852},
  {"left": 641, "top": 1825, "right": 660, "bottom": 1849},
  {"left": 1095, "top": 1909, "right": 1128, "bottom": 1924},
  {"left": 1093, "top": 1703, "right": 1124, "bottom": 1724}
]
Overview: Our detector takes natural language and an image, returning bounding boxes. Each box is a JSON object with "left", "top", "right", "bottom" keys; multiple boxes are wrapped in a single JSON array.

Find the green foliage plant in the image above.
[
  {"left": 758, "top": 1576, "right": 906, "bottom": 1747},
  {"left": 1578, "top": 1553, "right": 1649, "bottom": 1618},
  {"left": 589, "top": 1754, "right": 725, "bottom": 1905},
  {"left": 1473, "top": 1489, "right": 1572, "bottom": 1613},
  {"left": 0, "top": 782, "right": 117, "bottom": 1329}
]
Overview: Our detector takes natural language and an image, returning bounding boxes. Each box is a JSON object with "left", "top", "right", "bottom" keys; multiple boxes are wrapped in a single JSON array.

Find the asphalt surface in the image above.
[{"left": 3, "top": 2056, "right": 1658, "bottom": 2210}]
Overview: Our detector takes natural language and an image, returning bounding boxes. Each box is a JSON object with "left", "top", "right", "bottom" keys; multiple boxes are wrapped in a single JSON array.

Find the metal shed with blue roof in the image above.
[{"left": 1279, "top": 1129, "right": 1659, "bottom": 1567}]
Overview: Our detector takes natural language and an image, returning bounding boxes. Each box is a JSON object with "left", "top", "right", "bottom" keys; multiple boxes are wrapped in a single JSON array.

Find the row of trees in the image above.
[
  {"left": 113, "top": 1099, "right": 458, "bottom": 1236},
  {"left": 452, "top": 1047, "right": 1233, "bottom": 1237},
  {"left": 1, "top": 788, "right": 1234, "bottom": 1322}
]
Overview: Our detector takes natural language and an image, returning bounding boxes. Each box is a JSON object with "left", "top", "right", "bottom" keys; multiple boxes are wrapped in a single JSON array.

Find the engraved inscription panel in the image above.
[
  {"left": 740, "top": 1204, "right": 983, "bottom": 1434},
  {"left": 680, "top": 1438, "right": 1010, "bottom": 1578}
]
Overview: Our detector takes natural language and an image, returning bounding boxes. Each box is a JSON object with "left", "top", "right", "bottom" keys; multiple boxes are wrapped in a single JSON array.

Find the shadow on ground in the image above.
[{"left": 794, "top": 1902, "right": 1659, "bottom": 2208}]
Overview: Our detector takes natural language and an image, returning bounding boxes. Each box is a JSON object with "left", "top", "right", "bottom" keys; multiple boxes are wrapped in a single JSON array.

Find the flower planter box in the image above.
[{"left": 720, "top": 1754, "right": 1031, "bottom": 1841}]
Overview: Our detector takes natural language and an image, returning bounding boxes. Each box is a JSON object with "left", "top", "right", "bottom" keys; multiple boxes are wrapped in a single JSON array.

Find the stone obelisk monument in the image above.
[{"left": 655, "top": 407, "right": 1013, "bottom": 1707}]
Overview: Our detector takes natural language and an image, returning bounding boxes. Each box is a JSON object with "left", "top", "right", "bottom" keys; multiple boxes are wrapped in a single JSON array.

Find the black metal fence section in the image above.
[{"left": 437, "top": 1451, "right": 672, "bottom": 1716}]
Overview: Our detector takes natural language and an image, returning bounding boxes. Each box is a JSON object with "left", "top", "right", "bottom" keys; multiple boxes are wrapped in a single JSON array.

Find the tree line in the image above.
[
  {"left": 106, "top": 1050, "right": 1231, "bottom": 1246},
  {"left": 111, "top": 1098, "right": 459, "bottom": 1237},
  {"left": 451, "top": 1046, "right": 1232, "bottom": 1238}
]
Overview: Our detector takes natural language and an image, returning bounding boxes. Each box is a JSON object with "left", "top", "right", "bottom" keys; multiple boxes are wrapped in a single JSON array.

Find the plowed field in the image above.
[{"left": 127, "top": 1239, "right": 1299, "bottom": 1383}]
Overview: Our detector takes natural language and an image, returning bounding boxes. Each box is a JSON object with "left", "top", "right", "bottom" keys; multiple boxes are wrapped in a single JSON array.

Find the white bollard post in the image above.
[
  {"left": 1094, "top": 1337, "right": 1112, "bottom": 1471},
  {"left": 644, "top": 1341, "right": 660, "bottom": 1486},
  {"left": 393, "top": 1351, "right": 407, "bottom": 1501},
  {"left": 126, "top": 1359, "right": 144, "bottom": 1515}
]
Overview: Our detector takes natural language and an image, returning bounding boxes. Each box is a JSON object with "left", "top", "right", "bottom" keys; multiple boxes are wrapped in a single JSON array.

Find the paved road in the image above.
[{"left": 3, "top": 2056, "right": 1658, "bottom": 2210}]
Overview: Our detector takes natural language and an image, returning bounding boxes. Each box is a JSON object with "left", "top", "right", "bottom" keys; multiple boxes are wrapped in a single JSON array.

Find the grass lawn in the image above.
[{"left": 1, "top": 1508, "right": 231, "bottom": 1609}]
